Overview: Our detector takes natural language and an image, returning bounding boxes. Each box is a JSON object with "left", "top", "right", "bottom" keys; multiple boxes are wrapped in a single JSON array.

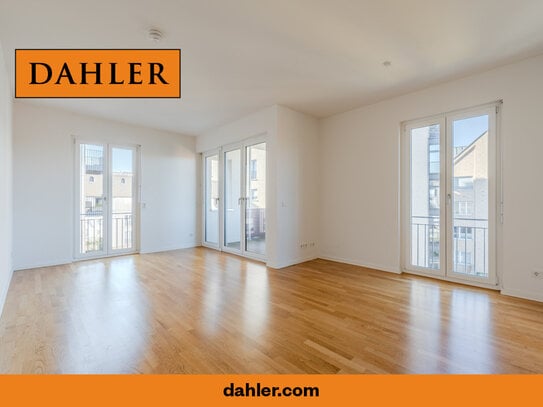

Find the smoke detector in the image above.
[{"left": 147, "top": 28, "right": 163, "bottom": 43}]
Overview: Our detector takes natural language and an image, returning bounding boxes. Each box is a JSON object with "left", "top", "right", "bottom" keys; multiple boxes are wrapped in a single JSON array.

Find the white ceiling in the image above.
[{"left": 1, "top": 0, "right": 543, "bottom": 136}]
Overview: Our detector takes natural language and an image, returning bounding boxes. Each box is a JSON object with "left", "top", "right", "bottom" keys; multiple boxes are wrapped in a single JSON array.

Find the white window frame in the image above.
[
  {"left": 201, "top": 133, "right": 267, "bottom": 262},
  {"left": 401, "top": 102, "right": 502, "bottom": 289},
  {"left": 73, "top": 137, "right": 141, "bottom": 260}
]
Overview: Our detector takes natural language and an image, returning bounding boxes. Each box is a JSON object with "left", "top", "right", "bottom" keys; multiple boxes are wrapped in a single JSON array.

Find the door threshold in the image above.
[
  {"left": 74, "top": 251, "right": 139, "bottom": 262},
  {"left": 403, "top": 268, "right": 500, "bottom": 291}
]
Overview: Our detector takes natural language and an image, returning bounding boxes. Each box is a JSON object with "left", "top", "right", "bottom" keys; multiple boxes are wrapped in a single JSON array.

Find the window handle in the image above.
[{"left": 447, "top": 193, "right": 452, "bottom": 205}]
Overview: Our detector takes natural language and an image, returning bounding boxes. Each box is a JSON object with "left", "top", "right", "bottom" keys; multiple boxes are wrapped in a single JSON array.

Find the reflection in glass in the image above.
[
  {"left": 245, "top": 143, "right": 266, "bottom": 256},
  {"left": 452, "top": 115, "right": 489, "bottom": 277}
]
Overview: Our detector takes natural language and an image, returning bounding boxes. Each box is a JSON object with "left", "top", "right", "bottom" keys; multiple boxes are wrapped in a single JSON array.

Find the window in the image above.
[
  {"left": 250, "top": 159, "right": 258, "bottom": 180},
  {"left": 457, "top": 251, "right": 472, "bottom": 266},
  {"left": 454, "top": 226, "right": 473, "bottom": 240},
  {"left": 429, "top": 150, "right": 439, "bottom": 174},
  {"left": 455, "top": 201, "right": 474, "bottom": 216},
  {"left": 250, "top": 188, "right": 258, "bottom": 202},
  {"left": 454, "top": 177, "right": 473, "bottom": 189},
  {"left": 404, "top": 103, "right": 498, "bottom": 283},
  {"left": 429, "top": 180, "right": 440, "bottom": 210}
]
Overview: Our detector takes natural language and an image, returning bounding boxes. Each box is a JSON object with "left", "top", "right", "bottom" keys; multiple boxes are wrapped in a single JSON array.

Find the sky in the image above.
[
  {"left": 453, "top": 114, "right": 488, "bottom": 147},
  {"left": 111, "top": 148, "right": 133, "bottom": 173}
]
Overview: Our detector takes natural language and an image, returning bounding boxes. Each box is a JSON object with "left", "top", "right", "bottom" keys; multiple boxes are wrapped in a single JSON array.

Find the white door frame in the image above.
[
  {"left": 401, "top": 102, "right": 501, "bottom": 289},
  {"left": 221, "top": 141, "right": 244, "bottom": 257},
  {"left": 202, "top": 134, "right": 267, "bottom": 262},
  {"left": 402, "top": 114, "right": 447, "bottom": 278},
  {"left": 74, "top": 138, "right": 141, "bottom": 260},
  {"left": 202, "top": 149, "right": 221, "bottom": 250},
  {"left": 445, "top": 105, "right": 498, "bottom": 286}
]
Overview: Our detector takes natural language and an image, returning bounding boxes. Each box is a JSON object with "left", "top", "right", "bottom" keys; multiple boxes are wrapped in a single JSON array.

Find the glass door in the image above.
[
  {"left": 76, "top": 141, "right": 139, "bottom": 259},
  {"left": 223, "top": 147, "right": 242, "bottom": 253},
  {"left": 245, "top": 142, "right": 266, "bottom": 257},
  {"left": 77, "top": 143, "right": 107, "bottom": 257},
  {"left": 215, "top": 138, "right": 267, "bottom": 260},
  {"left": 203, "top": 152, "right": 220, "bottom": 248},
  {"left": 109, "top": 145, "right": 137, "bottom": 254},
  {"left": 406, "top": 119, "right": 445, "bottom": 276},
  {"left": 404, "top": 104, "right": 498, "bottom": 287},
  {"left": 447, "top": 109, "right": 496, "bottom": 284}
]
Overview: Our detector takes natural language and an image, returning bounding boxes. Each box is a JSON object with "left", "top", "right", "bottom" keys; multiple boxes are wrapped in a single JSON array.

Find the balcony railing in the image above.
[
  {"left": 112, "top": 213, "right": 133, "bottom": 250},
  {"left": 411, "top": 216, "right": 488, "bottom": 277},
  {"left": 80, "top": 215, "right": 103, "bottom": 253},
  {"left": 245, "top": 207, "right": 265, "bottom": 240},
  {"left": 79, "top": 213, "right": 133, "bottom": 254}
]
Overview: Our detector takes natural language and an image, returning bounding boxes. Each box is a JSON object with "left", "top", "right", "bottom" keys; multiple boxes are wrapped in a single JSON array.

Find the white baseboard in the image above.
[
  {"left": 0, "top": 267, "right": 14, "bottom": 319},
  {"left": 501, "top": 287, "right": 543, "bottom": 303},
  {"left": 318, "top": 254, "right": 401, "bottom": 274},
  {"left": 14, "top": 258, "right": 73, "bottom": 271},
  {"left": 14, "top": 243, "right": 200, "bottom": 270},
  {"left": 266, "top": 254, "right": 318, "bottom": 269},
  {"left": 140, "top": 241, "right": 199, "bottom": 255}
]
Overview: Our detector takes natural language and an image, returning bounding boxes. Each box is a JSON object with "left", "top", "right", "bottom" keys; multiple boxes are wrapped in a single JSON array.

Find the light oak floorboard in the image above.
[{"left": 0, "top": 247, "right": 542, "bottom": 373}]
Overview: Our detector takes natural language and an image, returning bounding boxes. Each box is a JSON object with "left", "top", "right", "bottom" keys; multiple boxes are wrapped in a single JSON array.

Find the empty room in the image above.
[{"left": 0, "top": 0, "right": 543, "bottom": 376}]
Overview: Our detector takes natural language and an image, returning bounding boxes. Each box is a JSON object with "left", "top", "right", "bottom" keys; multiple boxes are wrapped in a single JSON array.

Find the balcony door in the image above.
[
  {"left": 75, "top": 141, "right": 139, "bottom": 259},
  {"left": 203, "top": 137, "right": 267, "bottom": 261},
  {"left": 403, "top": 104, "right": 498, "bottom": 287},
  {"left": 203, "top": 151, "right": 220, "bottom": 249}
]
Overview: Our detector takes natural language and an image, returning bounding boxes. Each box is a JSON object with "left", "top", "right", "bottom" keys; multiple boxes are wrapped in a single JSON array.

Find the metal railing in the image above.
[
  {"left": 112, "top": 213, "right": 133, "bottom": 250},
  {"left": 411, "top": 216, "right": 488, "bottom": 277},
  {"left": 80, "top": 215, "right": 103, "bottom": 253},
  {"left": 80, "top": 213, "right": 133, "bottom": 253},
  {"left": 245, "top": 207, "right": 265, "bottom": 240}
]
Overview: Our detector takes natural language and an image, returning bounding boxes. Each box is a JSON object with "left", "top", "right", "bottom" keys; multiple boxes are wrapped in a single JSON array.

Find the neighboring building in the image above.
[{"left": 452, "top": 131, "right": 488, "bottom": 277}]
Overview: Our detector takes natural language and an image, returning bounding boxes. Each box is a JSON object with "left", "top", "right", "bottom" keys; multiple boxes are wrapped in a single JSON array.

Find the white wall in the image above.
[
  {"left": 0, "top": 41, "right": 13, "bottom": 316},
  {"left": 13, "top": 102, "right": 198, "bottom": 270},
  {"left": 197, "top": 105, "right": 320, "bottom": 269},
  {"left": 196, "top": 107, "right": 277, "bottom": 153},
  {"left": 320, "top": 53, "right": 543, "bottom": 302},
  {"left": 274, "top": 105, "right": 319, "bottom": 267}
]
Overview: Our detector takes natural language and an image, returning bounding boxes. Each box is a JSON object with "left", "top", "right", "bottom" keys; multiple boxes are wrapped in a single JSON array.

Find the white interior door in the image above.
[
  {"left": 76, "top": 141, "right": 139, "bottom": 259},
  {"left": 404, "top": 104, "right": 498, "bottom": 287}
]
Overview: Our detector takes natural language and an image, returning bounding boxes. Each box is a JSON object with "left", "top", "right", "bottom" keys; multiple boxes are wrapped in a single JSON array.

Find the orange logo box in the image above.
[{"left": 15, "top": 49, "right": 180, "bottom": 98}]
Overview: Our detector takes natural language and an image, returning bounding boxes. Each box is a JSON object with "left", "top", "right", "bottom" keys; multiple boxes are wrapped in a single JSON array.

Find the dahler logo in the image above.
[{"left": 15, "top": 49, "right": 181, "bottom": 98}]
